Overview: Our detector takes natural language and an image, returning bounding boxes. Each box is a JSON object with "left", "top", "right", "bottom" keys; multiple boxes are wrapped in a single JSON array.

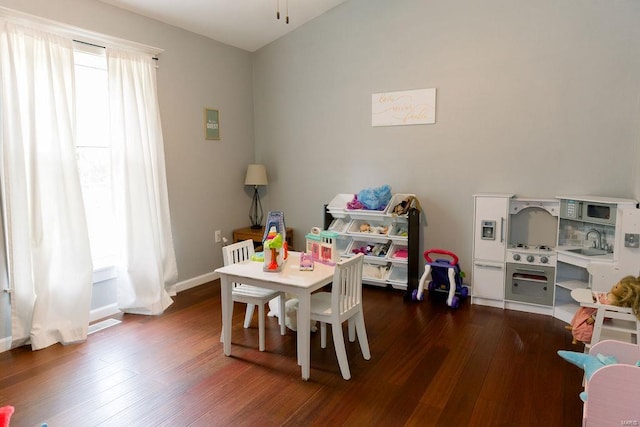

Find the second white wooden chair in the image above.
[
  {"left": 309, "top": 253, "right": 371, "bottom": 380},
  {"left": 221, "top": 239, "right": 286, "bottom": 351}
]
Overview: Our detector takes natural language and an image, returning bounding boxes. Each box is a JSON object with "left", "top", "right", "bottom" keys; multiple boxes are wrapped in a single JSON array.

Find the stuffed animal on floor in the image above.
[{"left": 268, "top": 294, "right": 317, "bottom": 332}]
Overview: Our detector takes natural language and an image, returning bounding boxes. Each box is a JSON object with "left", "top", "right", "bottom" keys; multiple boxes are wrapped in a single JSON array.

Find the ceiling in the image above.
[{"left": 97, "top": 0, "right": 348, "bottom": 52}]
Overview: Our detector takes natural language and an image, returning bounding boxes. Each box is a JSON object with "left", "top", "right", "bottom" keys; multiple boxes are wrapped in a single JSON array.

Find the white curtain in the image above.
[
  {"left": 107, "top": 49, "right": 178, "bottom": 315},
  {"left": 0, "top": 23, "right": 93, "bottom": 350}
]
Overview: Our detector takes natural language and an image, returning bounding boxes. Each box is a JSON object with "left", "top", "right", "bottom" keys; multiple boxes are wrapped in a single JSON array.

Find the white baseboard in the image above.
[
  {"left": 0, "top": 336, "right": 10, "bottom": 353},
  {"left": 89, "top": 303, "right": 121, "bottom": 323},
  {"left": 172, "top": 271, "right": 219, "bottom": 293}
]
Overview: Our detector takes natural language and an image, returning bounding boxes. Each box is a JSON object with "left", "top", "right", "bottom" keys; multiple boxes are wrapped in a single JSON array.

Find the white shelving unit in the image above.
[{"left": 325, "top": 193, "right": 420, "bottom": 291}]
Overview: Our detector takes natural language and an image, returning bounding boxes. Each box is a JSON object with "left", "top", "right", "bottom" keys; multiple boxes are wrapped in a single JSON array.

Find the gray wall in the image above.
[{"left": 253, "top": 0, "right": 640, "bottom": 276}]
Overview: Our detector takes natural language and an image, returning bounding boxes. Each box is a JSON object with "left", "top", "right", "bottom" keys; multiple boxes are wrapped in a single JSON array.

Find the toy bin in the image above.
[
  {"left": 336, "top": 236, "right": 350, "bottom": 256},
  {"left": 346, "top": 219, "right": 391, "bottom": 237},
  {"left": 327, "top": 193, "right": 353, "bottom": 218},
  {"left": 328, "top": 217, "right": 350, "bottom": 233},
  {"left": 388, "top": 264, "right": 408, "bottom": 290},
  {"left": 386, "top": 243, "right": 409, "bottom": 262},
  {"left": 388, "top": 222, "right": 409, "bottom": 240},
  {"left": 362, "top": 262, "right": 391, "bottom": 287},
  {"left": 385, "top": 193, "right": 418, "bottom": 217},
  {"left": 346, "top": 239, "right": 391, "bottom": 259}
]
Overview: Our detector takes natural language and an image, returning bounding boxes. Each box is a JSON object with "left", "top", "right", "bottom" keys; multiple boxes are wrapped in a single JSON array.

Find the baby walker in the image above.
[{"left": 414, "top": 248, "right": 469, "bottom": 308}]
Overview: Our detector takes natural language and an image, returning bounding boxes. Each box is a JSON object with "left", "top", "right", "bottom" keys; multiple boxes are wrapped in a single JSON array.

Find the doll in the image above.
[
  {"left": 566, "top": 275, "right": 640, "bottom": 344},
  {"left": 606, "top": 275, "right": 640, "bottom": 319}
]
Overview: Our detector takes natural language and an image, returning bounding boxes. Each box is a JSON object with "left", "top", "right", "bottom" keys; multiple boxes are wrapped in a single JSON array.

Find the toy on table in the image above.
[
  {"left": 305, "top": 227, "right": 339, "bottom": 265},
  {"left": 262, "top": 211, "right": 288, "bottom": 272},
  {"left": 414, "top": 248, "right": 468, "bottom": 308},
  {"left": 299, "top": 252, "right": 314, "bottom": 271},
  {"left": 262, "top": 210, "right": 287, "bottom": 249},
  {"left": 566, "top": 275, "right": 640, "bottom": 344},
  {"left": 263, "top": 227, "right": 285, "bottom": 271}
]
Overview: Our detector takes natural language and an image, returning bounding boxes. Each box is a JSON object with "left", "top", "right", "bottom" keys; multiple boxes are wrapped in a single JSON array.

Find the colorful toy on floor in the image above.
[{"left": 414, "top": 248, "right": 469, "bottom": 308}]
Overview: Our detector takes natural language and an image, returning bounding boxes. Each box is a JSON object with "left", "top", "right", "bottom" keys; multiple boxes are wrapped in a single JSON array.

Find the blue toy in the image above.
[{"left": 413, "top": 248, "right": 469, "bottom": 308}]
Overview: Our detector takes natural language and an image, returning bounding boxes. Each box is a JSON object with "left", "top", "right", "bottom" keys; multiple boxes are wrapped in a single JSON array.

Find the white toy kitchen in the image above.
[
  {"left": 472, "top": 193, "right": 640, "bottom": 324},
  {"left": 555, "top": 196, "right": 638, "bottom": 323}
]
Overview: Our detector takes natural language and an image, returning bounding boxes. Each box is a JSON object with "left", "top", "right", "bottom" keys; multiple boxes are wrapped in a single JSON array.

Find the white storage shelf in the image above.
[{"left": 327, "top": 192, "right": 416, "bottom": 290}]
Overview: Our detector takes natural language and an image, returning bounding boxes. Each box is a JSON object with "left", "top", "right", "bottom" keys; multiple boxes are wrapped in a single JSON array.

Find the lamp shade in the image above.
[{"left": 244, "top": 164, "right": 268, "bottom": 186}]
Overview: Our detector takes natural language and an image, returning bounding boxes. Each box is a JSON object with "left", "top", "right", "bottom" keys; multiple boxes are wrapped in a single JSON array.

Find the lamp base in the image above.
[{"left": 248, "top": 186, "right": 264, "bottom": 230}]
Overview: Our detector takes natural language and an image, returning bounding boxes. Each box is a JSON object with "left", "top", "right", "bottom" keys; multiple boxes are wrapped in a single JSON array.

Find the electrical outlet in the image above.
[{"left": 215, "top": 230, "right": 221, "bottom": 243}]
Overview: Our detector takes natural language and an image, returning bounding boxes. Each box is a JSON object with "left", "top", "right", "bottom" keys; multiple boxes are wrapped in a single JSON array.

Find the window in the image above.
[{"left": 73, "top": 42, "right": 116, "bottom": 272}]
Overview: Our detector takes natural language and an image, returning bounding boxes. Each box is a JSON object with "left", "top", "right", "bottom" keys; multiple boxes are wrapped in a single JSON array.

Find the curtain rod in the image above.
[
  {"left": 1, "top": 6, "right": 163, "bottom": 58},
  {"left": 73, "top": 39, "right": 158, "bottom": 60}
]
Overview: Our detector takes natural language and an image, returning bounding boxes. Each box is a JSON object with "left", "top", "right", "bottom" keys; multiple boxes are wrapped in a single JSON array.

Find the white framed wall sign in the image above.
[{"left": 371, "top": 88, "right": 436, "bottom": 127}]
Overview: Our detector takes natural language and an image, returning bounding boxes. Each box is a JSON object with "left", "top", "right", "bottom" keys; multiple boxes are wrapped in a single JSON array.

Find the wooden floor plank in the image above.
[{"left": 0, "top": 282, "right": 584, "bottom": 426}]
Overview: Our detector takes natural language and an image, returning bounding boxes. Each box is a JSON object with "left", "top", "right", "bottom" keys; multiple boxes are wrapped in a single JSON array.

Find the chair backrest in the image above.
[
  {"left": 222, "top": 240, "right": 255, "bottom": 288},
  {"left": 223, "top": 239, "right": 255, "bottom": 265},
  {"left": 332, "top": 253, "right": 364, "bottom": 317}
]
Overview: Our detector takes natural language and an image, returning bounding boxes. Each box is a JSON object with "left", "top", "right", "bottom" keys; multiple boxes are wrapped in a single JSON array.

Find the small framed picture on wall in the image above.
[{"left": 204, "top": 108, "right": 220, "bottom": 140}]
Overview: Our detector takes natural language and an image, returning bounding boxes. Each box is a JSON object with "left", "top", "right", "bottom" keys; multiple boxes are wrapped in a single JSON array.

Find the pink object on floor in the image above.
[{"left": 0, "top": 406, "right": 14, "bottom": 427}]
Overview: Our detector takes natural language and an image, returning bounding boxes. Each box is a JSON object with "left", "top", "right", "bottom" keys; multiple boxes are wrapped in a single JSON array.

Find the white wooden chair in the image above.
[
  {"left": 309, "top": 253, "right": 370, "bottom": 379},
  {"left": 221, "top": 239, "right": 285, "bottom": 351}
]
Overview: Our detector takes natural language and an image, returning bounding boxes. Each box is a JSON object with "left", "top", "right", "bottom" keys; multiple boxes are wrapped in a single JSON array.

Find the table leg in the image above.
[
  {"left": 220, "top": 275, "right": 232, "bottom": 356},
  {"left": 297, "top": 292, "right": 311, "bottom": 380}
]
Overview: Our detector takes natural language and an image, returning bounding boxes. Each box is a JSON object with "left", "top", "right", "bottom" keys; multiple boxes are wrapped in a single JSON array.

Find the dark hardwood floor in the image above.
[{"left": 0, "top": 282, "right": 584, "bottom": 426}]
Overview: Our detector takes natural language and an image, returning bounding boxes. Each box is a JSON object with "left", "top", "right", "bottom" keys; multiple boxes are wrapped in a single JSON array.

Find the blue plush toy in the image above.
[
  {"left": 357, "top": 185, "right": 392, "bottom": 210},
  {"left": 557, "top": 350, "right": 619, "bottom": 401}
]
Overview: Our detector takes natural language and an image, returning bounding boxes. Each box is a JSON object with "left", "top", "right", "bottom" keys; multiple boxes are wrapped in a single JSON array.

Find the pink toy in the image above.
[
  {"left": 391, "top": 248, "right": 408, "bottom": 259},
  {"left": 300, "top": 252, "right": 314, "bottom": 271},
  {"left": 580, "top": 340, "right": 640, "bottom": 426},
  {"left": 305, "top": 227, "right": 339, "bottom": 265}
]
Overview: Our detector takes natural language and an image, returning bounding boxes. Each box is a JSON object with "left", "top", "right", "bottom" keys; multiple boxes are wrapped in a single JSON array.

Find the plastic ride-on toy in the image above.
[{"left": 413, "top": 248, "right": 469, "bottom": 308}]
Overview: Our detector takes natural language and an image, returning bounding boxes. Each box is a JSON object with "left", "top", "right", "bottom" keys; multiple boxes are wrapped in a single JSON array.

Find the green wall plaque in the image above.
[{"left": 204, "top": 108, "right": 220, "bottom": 140}]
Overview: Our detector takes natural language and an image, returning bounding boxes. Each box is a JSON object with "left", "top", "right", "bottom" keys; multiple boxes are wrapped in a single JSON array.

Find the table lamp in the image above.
[{"left": 244, "top": 164, "right": 268, "bottom": 229}]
